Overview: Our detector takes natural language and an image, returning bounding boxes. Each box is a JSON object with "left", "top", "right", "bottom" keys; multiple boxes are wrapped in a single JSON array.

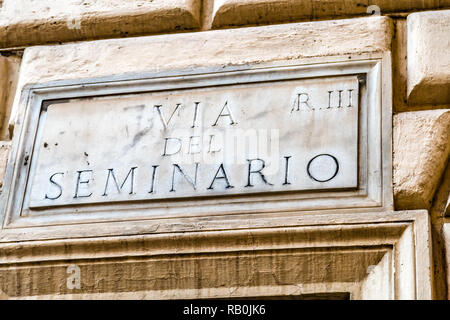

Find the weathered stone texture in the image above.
[
  {"left": 0, "top": 211, "right": 433, "bottom": 299},
  {"left": 209, "top": 0, "right": 443, "bottom": 29},
  {"left": 0, "top": 57, "right": 7, "bottom": 131},
  {"left": 0, "top": 0, "right": 445, "bottom": 48},
  {"left": 444, "top": 223, "right": 450, "bottom": 298},
  {"left": 0, "top": 55, "right": 21, "bottom": 140},
  {"left": 407, "top": 10, "right": 450, "bottom": 105},
  {"left": 392, "top": 18, "right": 410, "bottom": 112},
  {"left": 394, "top": 109, "right": 450, "bottom": 210},
  {"left": 8, "top": 16, "right": 392, "bottom": 130},
  {"left": 17, "top": 16, "right": 393, "bottom": 84},
  {"left": 446, "top": 196, "right": 450, "bottom": 216},
  {"left": 0, "top": 0, "right": 201, "bottom": 48}
]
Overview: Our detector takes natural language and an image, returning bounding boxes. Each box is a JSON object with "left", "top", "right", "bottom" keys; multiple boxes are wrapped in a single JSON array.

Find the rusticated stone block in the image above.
[
  {"left": 407, "top": 10, "right": 450, "bottom": 105},
  {"left": 0, "top": 0, "right": 201, "bottom": 48},
  {"left": 209, "top": 0, "right": 440, "bottom": 29},
  {"left": 0, "top": 57, "right": 6, "bottom": 131},
  {"left": 394, "top": 109, "right": 450, "bottom": 210}
]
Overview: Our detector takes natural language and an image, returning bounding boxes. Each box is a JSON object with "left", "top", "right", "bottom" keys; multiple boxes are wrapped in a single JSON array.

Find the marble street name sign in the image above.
[{"left": 27, "top": 75, "right": 359, "bottom": 208}]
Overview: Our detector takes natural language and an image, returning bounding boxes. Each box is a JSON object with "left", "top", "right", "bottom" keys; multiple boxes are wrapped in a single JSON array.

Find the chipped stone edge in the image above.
[{"left": 0, "top": 0, "right": 202, "bottom": 49}]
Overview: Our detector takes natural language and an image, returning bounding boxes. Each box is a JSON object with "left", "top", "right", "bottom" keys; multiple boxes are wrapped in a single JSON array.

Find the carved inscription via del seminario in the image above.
[{"left": 27, "top": 75, "right": 359, "bottom": 208}]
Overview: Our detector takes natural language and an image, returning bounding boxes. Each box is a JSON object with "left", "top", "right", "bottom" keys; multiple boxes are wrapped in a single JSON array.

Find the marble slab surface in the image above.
[{"left": 28, "top": 75, "right": 359, "bottom": 208}]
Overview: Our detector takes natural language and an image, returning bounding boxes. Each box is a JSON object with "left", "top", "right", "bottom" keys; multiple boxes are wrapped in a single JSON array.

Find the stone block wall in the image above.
[{"left": 0, "top": 0, "right": 448, "bottom": 299}]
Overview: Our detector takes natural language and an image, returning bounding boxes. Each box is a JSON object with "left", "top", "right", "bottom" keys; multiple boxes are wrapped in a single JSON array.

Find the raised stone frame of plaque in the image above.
[{"left": 0, "top": 55, "right": 393, "bottom": 240}]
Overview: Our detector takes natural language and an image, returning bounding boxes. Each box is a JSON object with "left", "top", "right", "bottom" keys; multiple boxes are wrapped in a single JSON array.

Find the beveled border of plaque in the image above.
[{"left": 0, "top": 53, "right": 393, "bottom": 238}]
